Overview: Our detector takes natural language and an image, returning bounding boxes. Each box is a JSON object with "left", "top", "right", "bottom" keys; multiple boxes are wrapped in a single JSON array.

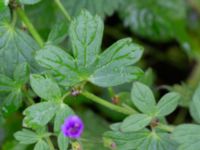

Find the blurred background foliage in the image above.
[{"left": 1, "top": 0, "right": 200, "bottom": 149}]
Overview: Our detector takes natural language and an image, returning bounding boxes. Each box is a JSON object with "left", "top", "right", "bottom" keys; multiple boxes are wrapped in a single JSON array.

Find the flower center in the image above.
[{"left": 68, "top": 123, "right": 80, "bottom": 134}]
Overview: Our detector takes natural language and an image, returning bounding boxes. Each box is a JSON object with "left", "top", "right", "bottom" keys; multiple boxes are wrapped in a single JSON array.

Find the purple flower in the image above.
[{"left": 61, "top": 115, "right": 84, "bottom": 139}]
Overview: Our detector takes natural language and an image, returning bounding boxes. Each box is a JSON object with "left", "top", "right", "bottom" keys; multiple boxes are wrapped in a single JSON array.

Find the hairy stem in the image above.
[
  {"left": 81, "top": 90, "right": 176, "bottom": 133},
  {"left": 55, "top": 0, "right": 71, "bottom": 22},
  {"left": 16, "top": 7, "right": 44, "bottom": 47},
  {"left": 11, "top": 10, "right": 17, "bottom": 27},
  {"left": 61, "top": 91, "right": 70, "bottom": 102},
  {"left": 187, "top": 60, "right": 200, "bottom": 87},
  {"left": 157, "top": 123, "right": 175, "bottom": 132},
  {"left": 81, "top": 90, "right": 137, "bottom": 115},
  {"left": 46, "top": 137, "right": 55, "bottom": 150}
]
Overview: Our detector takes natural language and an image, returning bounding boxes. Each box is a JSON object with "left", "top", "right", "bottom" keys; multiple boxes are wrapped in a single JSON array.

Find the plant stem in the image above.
[
  {"left": 121, "top": 103, "right": 137, "bottom": 113},
  {"left": 81, "top": 90, "right": 137, "bottom": 115},
  {"left": 55, "top": 0, "right": 71, "bottom": 22},
  {"left": 61, "top": 91, "right": 70, "bottom": 102},
  {"left": 11, "top": 10, "right": 17, "bottom": 27},
  {"left": 108, "top": 87, "right": 115, "bottom": 97},
  {"left": 157, "top": 123, "right": 175, "bottom": 132},
  {"left": 24, "top": 92, "right": 35, "bottom": 105},
  {"left": 16, "top": 7, "right": 44, "bottom": 47},
  {"left": 22, "top": 86, "right": 35, "bottom": 105},
  {"left": 81, "top": 90, "right": 176, "bottom": 132},
  {"left": 173, "top": 108, "right": 188, "bottom": 125},
  {"left": 46, "top": 137, "right": 55, "bottom": 150},
  {"left": 187, "top": 60, "right": 200, "bottom": 87}
]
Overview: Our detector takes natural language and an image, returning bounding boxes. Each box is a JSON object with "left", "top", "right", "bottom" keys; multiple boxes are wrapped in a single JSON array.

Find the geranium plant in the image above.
[{"left": 0, "top": 0, "right": 200, "bottom": 150}]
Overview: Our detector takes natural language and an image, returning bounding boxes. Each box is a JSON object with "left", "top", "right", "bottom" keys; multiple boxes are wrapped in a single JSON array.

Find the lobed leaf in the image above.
[
  {"left": 172, "top": 124, "right": 200, "bottom": 150},
  {"left": 119, "top": 0, "right": 187, "bottom": 42},
  {"left": 96, "top": 38, "right": 143, "bottom": 68},
  {"left": 58, "top": 132, "right": 69, "bottom": 150},
  {"left": 89, "top": 66, "right": 143, "bottom": 87},
  {"left": 89, "top": 38, "right": 143, "bottom": 87},
  {"left": 23, "top": 102, "right": 58, "bottom": 128},
  {"left": 120, "top": 113, "right": 152, "bottom": 132},
  {"left": 14, "top": 63, "right": 30, "bottom": 85},
  {"left": 14, "top": 129, "right": 39, "bottom": 144},
  {"left": 30, "top": 74, "right": 61, "bottom": 101},
  {"left": 156, "top": 92, "right": 180, "bottom": 117},
  {"left": 0, "top": 0, "right": 10, "bottom": 22},
  {"left": 104, "top": 130, "right": 177, "bottom": 150},
  {"left": 80, "top": 111, "right": 109, "bottom": 150},
  {"left": 2, "top": 89, "right": 23, "bottom": 116},
  {"left": 54, "top": 103, "right": 74, "bottom": 132},
  {"left": 36, "top": 11, "right": 143, "bottom": 88},
  {"left": 69, "top": 10, "right": 104, "bottom": 67},
  {"left": 35, "top": 45, "right": 81, "bottom": 88},
  {"left": 0, "top": 74, "right": 15, "bottom": 93},
  {"left": 61, "top": 0, "right": 122, "bottom": 18},
  {"left": 131, "top": 82, "right": 156, "bottom": 114},
  {"left": 34, "top": 140, "right": 49, "bottom": 150},
  {"left": 47, "top": 21, "right": 68, "bottom": 45},
  {"left": 0, "top": 23, "right": 39, "bottom": 77},
  {"left": 190, "top": 83, "right": 200, "bottom": 123},
  {"left": 19, "top": 0, "right": 41, "bottom": 5}
]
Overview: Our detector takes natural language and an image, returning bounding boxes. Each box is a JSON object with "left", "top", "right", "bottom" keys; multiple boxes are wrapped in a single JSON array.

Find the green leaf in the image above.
[
  {"left": 117, "top": 92, "right": 135, "bottom": 108},
  {"left": 23, "top": 102, "right": 58, "bottom": 128},
  {"left": 14, "top": 129, "right": 39, "bottom": 144},
  {"left": 69, "top": 10, "right": 104, "bottom": 67},
  {"left": 30, "top": 74, "right": 61, "bottom": 101},
  {"left": 139, "top": 68, "right": 155, "bottom": 86},
  {"left": 79, "top": 110, "right": 109, "bottom": 150},
  {"left": 54, "top": 103, "right": 74, "bottom": 132},
  {"left": 0, "top": 74, "right": 15, "bottom": 93},
  {"left": 47, "top": 21, "right": 68, "bottom": 44},
  {"left": 24, "top": 0, "right": 56, "bottom": 38},
  {"left": 138, "top": 132, "right": 177, "bottom": 150},
  {"left": 0, "top": 23, "right": 39, "bottom": 77},
  {"left": 172, "top": 124, "right": 200, "bottom": 150},
  {"left": 89, "top": 38, "right": 143, "bottom": 87},
  {"left": 110, "top": 122, "right": 121, "bottom": 131},
  {"left": 35, "top": 45, "right": 81, "bottom": 88},
  {"left": 131, "top": 82, "right": 156, "bottom": 114},
  {"left": 178, "top": 142, "right": 200, "bottom": 150},
  {"left": 58, "top": 132, "right": 69, "bottom": 150},
  {"left": 120, "top": 114, "right": 152, "bottom": 132},
  {"left": 19, "top": 0, "right": 41, "bottom": 5},
  {"left": 119, "top": 0, "right": 187, "bottom": 42},
  {"left": 104, "top": 130, "right": 177, "bottom": 150},
  {"left": 36, "top": 11, "right": 143, "bottom": 88},
  {"left": 0, "top": 0, "right": 10, "bottom": 22},
  {"left": 34, "top": 140, "right": 49, "bottom": 150},
  {"left": 104, "top": 129, "right": 149, "bottom": 150},
  {"left": 156, "top": 92, "right": 180, "bottom": 117},
  {"left": 190, "top": 83, "right": 200, "bottom": 123},
  {"left": 173, "top": 83, "right": 193, "bottom": 107},
  {"left": 96, "top": 38, "right": 143, "bottom": 68},
  {"left": 0, "top": 0, "right": 4, "bottom": 8},
  {"left": 3, "top": 0, "right": 9, "bottom": 6},
  {"left": 2, "top": 89, "right": 23, "bottom": 116},
  {"left": 61, "top": 0, "right": 122, "bottom": 18},
  {"left": 2, "top": 140, "right": 28, "bottom": 150},
  {"left": 90, "top": 66, "right": 143, "bottom": 87},
  {"left": 14, "top": 63, "right": 30, "bottom": 85}
]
